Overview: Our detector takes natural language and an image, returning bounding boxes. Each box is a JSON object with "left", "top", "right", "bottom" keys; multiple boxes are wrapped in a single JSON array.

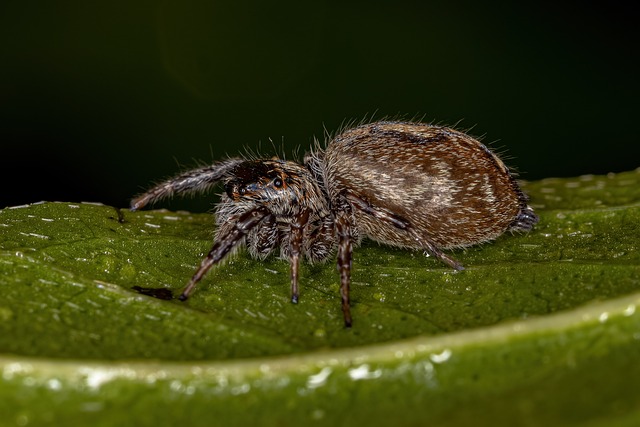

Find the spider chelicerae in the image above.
[{"left": 131, "top": 121, "right": 538, "bottom": 327}]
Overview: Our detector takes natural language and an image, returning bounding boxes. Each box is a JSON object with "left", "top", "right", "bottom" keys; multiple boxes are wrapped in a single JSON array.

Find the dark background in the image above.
[{"left": 1, "top": 1, "right": 638, "bottom": 210}]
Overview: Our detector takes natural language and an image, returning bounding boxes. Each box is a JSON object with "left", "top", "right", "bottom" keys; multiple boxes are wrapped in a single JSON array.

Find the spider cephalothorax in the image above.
[{"left": 131, "top": 121, "right": 538, "bottom": 327}]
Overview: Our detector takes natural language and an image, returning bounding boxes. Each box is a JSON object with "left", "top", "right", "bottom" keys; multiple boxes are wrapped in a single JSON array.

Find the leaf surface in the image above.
[{"left": 1, "top": 169, "right": 639, "bottom": 426}]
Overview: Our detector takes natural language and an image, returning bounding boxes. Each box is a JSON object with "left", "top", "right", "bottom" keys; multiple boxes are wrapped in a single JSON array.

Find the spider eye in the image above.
[
  {"left": 273, "top": 178, "right": 283, "bottom": 188},
  {"left": 239, "top": 186, "right": 247, "bottom": 195}
]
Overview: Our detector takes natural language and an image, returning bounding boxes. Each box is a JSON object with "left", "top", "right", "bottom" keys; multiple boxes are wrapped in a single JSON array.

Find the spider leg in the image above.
[
  {"left": 179, "top": 206, "right": 271, "bottom": 301},
  {"left": 334, "top": 198, "right": 355, "bottom": 328},
  {"left": 345, "top": 193, "right": 464, "bottom": 271},
  {"left": 304, "top": 216, "right": 335, "bottom": 263},
  {"left": 246, "top": 214, "right": 278, "bottom": 259},
  {"left": 288, "top": 209, "right": 310, "bottom": 304},
  {"left": 130, "top": 158, "right": 243, "bottom": 210}
]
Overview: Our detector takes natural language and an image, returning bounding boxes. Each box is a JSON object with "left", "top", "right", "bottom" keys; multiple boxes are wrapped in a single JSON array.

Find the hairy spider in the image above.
[{"left": 131, "top": 121, "right": 538, "bottom": 327}]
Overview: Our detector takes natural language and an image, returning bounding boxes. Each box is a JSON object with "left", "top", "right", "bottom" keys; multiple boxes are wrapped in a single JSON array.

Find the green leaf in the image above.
[{"left": 1, "top": 169, "right": 639, "bottom": 426}]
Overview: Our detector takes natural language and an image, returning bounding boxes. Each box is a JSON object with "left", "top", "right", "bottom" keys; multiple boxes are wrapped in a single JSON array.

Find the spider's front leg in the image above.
[
  {"left": 179, "top": 206, "right": 272, "bottom": 300},
  {"left": 131, "top": 158, "right": 243, "bottom": 210}
]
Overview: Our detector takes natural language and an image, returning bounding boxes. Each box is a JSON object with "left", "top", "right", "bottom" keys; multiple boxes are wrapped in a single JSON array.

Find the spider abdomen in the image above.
[{"left": 322, "top": 121, "right": 532, "bottom": 249}]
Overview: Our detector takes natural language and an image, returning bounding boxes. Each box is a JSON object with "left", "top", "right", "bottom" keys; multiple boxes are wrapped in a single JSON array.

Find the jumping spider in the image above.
[{"left": 131, "top": 121, "right": 538, "bottom": 327}]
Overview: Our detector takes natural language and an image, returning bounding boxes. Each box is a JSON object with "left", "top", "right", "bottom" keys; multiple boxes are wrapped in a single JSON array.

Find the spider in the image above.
[{"left": 131, "top": 121, "right": 538, "bottom": 327}]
